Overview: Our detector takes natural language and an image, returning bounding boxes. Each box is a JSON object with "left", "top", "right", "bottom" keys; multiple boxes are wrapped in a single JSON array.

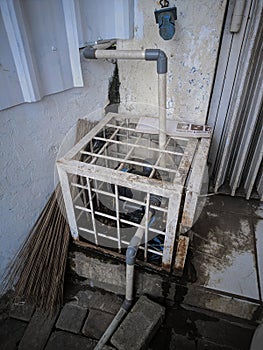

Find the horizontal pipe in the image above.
[
  {"left": 83, "top": 48, "right": 168, "bottom": 74},
  {"left": 84, "top": 47, "right": 145, "bottom": 60}
]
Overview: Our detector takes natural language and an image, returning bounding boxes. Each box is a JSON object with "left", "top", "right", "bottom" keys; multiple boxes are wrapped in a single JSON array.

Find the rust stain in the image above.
[
  {"left": 162, "top": 262, "right": 171, "bottom": 272},
  {"left": 174, "top": 235, "right": 189, "bottom": 273},
  {"left": 181, "top": 191, "right": 193, "bottom": 227}
]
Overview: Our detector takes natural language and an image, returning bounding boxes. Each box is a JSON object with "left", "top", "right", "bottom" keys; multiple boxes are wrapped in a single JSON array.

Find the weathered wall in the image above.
[
  {"left": 0, "top": 0, "right": 227, "bottom": 282},
  {"left": 0, "top": 57, "right": 114, "bottom": 280},
  {"left": 118, "top": 0, "right": 227, "bottom": 123}
]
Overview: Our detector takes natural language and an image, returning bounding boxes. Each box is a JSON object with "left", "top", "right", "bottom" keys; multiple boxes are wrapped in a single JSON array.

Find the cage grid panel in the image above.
[{"left": 57, "top": 113, "right": 200, "bottom": 271}]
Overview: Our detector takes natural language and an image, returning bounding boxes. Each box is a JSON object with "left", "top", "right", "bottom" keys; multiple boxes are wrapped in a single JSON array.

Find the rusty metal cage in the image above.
[{"left": 57, "top": 113, "right": 210, "bottom": 272}]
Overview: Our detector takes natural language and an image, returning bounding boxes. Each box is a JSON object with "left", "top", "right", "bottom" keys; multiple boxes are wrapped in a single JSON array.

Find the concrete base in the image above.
[{"left": 68, "top": 194, "right": 263, "bottom": 322}]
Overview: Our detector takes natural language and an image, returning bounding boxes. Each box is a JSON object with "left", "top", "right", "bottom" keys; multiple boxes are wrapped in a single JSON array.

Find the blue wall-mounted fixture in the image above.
[{"left": 154, "top": 6, "right": 177, "bottom": 41}]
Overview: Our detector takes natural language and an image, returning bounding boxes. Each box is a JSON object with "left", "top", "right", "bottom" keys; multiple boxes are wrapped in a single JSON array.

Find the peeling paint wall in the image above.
[
  {"left": 0, "top": 57, "right": 114, "bottom": 280},
  {"left": 118, "top": 0, "right": 227, "bottom": 123}
]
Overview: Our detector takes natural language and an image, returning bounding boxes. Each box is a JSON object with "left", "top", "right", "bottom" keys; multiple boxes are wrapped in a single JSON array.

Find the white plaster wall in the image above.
[
  {"left": 118, "top": 0, "right": 227, "bottom": 123},
  {"left": 0, "top": 57, "right": 114, "bottom": 281}
]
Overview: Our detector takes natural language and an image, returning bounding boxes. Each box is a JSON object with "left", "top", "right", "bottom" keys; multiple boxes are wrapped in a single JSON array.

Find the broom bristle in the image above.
[{"left": 1, "top": 119, "right": 96, "bottom": 315}]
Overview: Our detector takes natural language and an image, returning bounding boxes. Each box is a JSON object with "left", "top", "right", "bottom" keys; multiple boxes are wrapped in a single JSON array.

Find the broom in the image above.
[{"left": 1, "top": 119, "right": 96, "bottom": 315}]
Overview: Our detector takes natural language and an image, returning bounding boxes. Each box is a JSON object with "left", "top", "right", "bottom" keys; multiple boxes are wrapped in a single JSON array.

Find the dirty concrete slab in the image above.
[
  {"left": 9, "top": 302, "right": 35, "bottom": 322},
  {"left": 168, "top": 330, "right": 196, "bottom": 350},
  {"left": 0, "top": 318, "right": 27, "bottom": 350},
  {"left": 197, "top": 338, "right": 237, "bottom": 350},
  {"left": 149, "top": 303, "right": 256, "bottom": 350},
  {"left": 254, "top": 219, "right": 263, "bottom": 300},
  {"left": 68, "top": 289, "right": 95, "bottom": 308},
  {"left": 183, "top": 286, "right": 260, "bottom": 320},
  {"left": 82, "top": 309, "right": 115, "bottom": 340},
  {"left": 191, "top": 209, "right": 259, "bottom": 300},
  {"left": 88, "top": 290, "right": 123, "bottom": 314},
  {"left": 195, "top": 318, "right": 254, "bottom": 350},
  {"left": 205, "top": 195, "right": 256, "bottom": 216},
  {"left": 68, "top": 250, "right": 176, "bottom": 302},
  {"left": 18, "top": 309, "right": 58, "bottom": 350}
]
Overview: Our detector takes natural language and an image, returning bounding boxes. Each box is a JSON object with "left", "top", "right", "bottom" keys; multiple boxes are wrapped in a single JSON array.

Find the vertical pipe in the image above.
[
  {"left": 158, "top": 73, "right": 167, "bottom": 150},
  {"left": 125, "top": 264, "right": 135, "bottom": 301}
]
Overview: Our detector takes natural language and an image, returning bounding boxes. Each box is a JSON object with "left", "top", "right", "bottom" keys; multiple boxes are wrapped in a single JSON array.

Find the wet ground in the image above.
[
  {"left": 1, "top": 194, "right": 262, "bottom": 349},
  {"left": 0, "top": 283, "right": 256, "bottom": 350}
]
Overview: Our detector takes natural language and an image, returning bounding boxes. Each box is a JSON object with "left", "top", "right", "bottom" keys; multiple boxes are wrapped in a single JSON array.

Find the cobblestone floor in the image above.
[{"left": 0, "top": 285, "right": 257, "bottom": 350}]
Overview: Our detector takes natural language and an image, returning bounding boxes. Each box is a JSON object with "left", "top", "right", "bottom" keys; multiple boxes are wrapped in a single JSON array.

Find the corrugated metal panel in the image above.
[
  {"left": 0, "top": 0, "right": 134, "bottom": 111},
  {"left": 207, "top": 0, "right": 263, "bottom": 199},
  {"left": 0, "top": 8, "right": 24, "bottom": 109},
  {"left": 76, "top": 0, "right": 134, "bottom": 47}
]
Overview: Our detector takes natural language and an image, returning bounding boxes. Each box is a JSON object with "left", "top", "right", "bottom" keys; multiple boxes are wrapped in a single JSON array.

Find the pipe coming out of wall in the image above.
[
  {"left": 83, "top": 48, "right": 168, "bottom": 149},
  {"left": 83, "top": 47, "right": 168, "bottom": 349}
]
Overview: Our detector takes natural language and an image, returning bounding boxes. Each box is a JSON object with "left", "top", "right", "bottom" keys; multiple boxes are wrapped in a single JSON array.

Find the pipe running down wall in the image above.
[
  {"left": 94, "top": 211, "right": 154, "bottom": 350},
  {"left": 83, "top": 47, "right": 168, "bottom": 349},
  {"left": 83, "top": 48, "right": 168, "bottom": 149}
]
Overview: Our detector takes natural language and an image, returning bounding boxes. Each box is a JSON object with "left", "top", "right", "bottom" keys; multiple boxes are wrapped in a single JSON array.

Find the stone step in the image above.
[
  {"left": 111, "top": 295, "right": 165, "bottom": 350},
  {"left": 18, "top": 310, "right": 58, "bottom": 350}
]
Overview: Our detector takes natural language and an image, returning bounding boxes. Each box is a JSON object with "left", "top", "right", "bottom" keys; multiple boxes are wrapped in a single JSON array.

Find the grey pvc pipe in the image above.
[
  {"left": 83, "top": 48, "right": 167, "bottom": 150},
  {"left": 83, "top": 47, "right": 166, "bottom": 347},
  {"left": 158, "top": 73, "right": 167, "bottom": 150},
  {"left": 95, "top": 49, "right": 146, "bottom": 60},
  {"left": 94, "top": 306, "right": 128, "bottom": 350},
  {"left": 94, "top": 211, "right": 153, "bottom": 349}
]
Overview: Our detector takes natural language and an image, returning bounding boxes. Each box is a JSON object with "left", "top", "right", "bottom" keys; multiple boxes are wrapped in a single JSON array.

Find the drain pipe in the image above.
[
  {"left": 94, "top": 211, "right": 154, "bottom": 350},
  {"left": 83, "top": 48, "right": 168, "bottom": 149}
]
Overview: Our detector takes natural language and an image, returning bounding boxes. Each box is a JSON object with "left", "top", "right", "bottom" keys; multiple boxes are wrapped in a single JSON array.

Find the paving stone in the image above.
[
  {"left": 89, "top": 291, "right": 123, "bottom": 314},
  {"left": 56, "top": 303, "right": 87, "bottom": 334},
  {"left": 71, "top": 289, "right": 94, "bottom": 308},
  {"left": 45, "top": 331, "right": 114, "bottom": 350},
  {"left": 9, "top": 302, "right": 35, "bottom": 322},
  {"left": 111, "top": 295, "right": 165, "bottom": 350},
  {"left": 82, "top": 309, "right": 115, "bottom": 340},
  {"left": 18, "top": 309, "right": 58, "bottom": 350},
  {"left": 0, "top": 318, "right": 27, "bottom": 350}
]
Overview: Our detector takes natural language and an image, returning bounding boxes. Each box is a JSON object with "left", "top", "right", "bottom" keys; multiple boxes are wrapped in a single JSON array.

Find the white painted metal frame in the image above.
[
  {"left": 57, "top": 113, "right": 202, "bottom": 271},
  {"left": 181, "top": 138, "right": 211, "bottom": 232}
]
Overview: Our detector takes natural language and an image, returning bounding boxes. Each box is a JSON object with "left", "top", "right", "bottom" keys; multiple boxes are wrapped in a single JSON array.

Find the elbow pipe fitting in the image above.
[
  {"left": 122, "top": 298, "right": 133, "bottom": 312},
  {"left": 126, "top": 246, "right": 137, "bottom": 265},
  {"left": 83, "top": 47, "right": 168, "bottom": 75},
  {"left": 145, "top": 49, "right": 167, "bottom": 74},
  {"left": 126, "top": 236, "right": 141, "bottom": 265},
  {"left": 83, "top": 47, "right": 97, "bottom": 59}
]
